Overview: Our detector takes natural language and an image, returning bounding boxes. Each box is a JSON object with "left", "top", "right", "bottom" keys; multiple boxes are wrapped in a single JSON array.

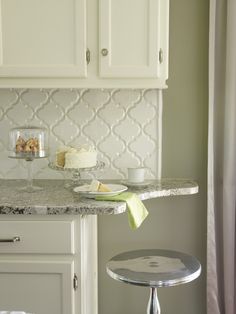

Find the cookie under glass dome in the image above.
[{"left": 9, "top": 126, "right": 48, "bottom": 160}]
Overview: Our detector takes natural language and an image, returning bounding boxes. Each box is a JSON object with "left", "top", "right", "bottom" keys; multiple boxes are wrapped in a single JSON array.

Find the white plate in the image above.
[
  {"left": 121, "top": 180, "right": 152, "bottom": 187},
  {"left": 73, "top": 184, "right": 128, "bottom": 198}
]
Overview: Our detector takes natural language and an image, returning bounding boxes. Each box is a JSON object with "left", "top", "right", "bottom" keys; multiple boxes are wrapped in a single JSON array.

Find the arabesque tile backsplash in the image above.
[{"left": 0, "top": 89, "right": 161, "bottom": 180}]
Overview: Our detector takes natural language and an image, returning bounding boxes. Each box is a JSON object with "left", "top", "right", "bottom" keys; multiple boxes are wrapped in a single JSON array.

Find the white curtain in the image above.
[{"left": 207, "top": 0, "right": 236, "bottom": 314}]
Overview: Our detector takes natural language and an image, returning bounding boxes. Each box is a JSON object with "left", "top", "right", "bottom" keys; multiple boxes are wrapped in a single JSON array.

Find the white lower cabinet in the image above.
[
  {"left": 0, "top": 260, "right": 75, "bottom": 314},
  {"left": 0, "top": 215, "right": 98, "bottom": 314}
]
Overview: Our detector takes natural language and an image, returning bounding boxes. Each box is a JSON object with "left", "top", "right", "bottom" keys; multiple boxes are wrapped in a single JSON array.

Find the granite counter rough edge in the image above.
[
  {"left": 0, "top": 179, "right": 199, "bottom": 215},
  {"left": 0, "top": 203, "right": 127, "bottom": 215}
]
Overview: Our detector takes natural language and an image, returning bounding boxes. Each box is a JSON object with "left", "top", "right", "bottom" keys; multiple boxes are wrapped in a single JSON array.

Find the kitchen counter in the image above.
[{"left": 0, "top": 179, "right": 198, "bottom": 215}]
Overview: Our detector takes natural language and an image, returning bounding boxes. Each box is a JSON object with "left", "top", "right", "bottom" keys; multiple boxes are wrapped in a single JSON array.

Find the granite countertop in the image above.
[{"left": 0, "top": 179, "right": 198, "bottom": 215}]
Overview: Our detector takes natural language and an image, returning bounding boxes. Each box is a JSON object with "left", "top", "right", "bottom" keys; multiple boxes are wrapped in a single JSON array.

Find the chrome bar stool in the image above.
[{"left": 106, "top": 249, "right": 201, "bottom": 314}]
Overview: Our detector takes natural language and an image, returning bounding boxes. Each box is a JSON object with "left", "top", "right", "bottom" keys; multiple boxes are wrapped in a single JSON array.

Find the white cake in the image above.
[{"left": 63, "top": 145, "right": 97, "bottom": 169}]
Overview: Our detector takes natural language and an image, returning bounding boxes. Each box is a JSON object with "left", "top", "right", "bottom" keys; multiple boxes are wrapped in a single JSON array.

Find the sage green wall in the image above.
[{"left": 98, "top": 0, "right": 209, "bottom": 313}]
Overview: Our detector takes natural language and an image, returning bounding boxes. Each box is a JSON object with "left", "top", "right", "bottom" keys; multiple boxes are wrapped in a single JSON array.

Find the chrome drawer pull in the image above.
[{"left": 0, "top": 236, "right": 21, "bottom": 243}]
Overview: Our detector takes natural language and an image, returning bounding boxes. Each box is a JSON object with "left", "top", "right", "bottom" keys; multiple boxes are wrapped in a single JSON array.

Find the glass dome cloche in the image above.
[
  {"left": 8, "top": 126, "right": 49, "bottom": 192},
  {"left": 8, "top": 126, "right": 48, "bottom": 160}
]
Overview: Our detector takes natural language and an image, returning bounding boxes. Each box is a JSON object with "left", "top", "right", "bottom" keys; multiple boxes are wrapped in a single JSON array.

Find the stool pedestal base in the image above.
[{"left": 147, "top": 287, "right": 160, "bottom": 314}]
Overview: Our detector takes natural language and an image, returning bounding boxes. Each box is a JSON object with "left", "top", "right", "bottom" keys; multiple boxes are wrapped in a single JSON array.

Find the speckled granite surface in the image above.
[{"left": 0, "top": 179, "right": 198, "bottom": 215}]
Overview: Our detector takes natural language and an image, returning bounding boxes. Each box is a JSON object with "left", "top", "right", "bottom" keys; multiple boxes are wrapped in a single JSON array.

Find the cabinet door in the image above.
[
  {"left": 0, "top": 260, "right": 76, "bottom": 314},
  {"left": 0, "top": 0, "right": 86, "bottom": 77},
  {"left": 99, "top": 0, "right": 161, "bottom": 78}
]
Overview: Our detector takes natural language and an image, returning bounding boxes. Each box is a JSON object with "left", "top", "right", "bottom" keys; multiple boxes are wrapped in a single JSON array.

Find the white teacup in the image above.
[{"left": 128, "top": 167, "right": 146, "bottom": 183}]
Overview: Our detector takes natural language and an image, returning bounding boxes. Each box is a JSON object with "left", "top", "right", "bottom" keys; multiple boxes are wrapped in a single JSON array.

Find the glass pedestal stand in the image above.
[
  {"left": 9, "top": 155, "right": 48, "bottom": 193},
  {"left": 48, "top": 161, "right": 105, "bottom": 188},
  {"left": 21, "top": 158, "right": 42, "bottom": 192}
]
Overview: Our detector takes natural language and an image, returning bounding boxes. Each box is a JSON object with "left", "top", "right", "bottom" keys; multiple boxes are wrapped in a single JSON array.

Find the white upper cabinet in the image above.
[
  {"left": 0, "top": 0, "right": 87, "bottom": 77},
  {"left": 0, "top": 0, "right": 169, "bottom": 88},
  {"left": 100, "top": 0, "right": 161, "bottom": 78}
]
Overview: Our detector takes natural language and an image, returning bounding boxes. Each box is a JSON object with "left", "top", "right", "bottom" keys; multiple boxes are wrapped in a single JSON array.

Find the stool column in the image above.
[{"left": 147, "top": 287, "right": 160, "bottom": 314}]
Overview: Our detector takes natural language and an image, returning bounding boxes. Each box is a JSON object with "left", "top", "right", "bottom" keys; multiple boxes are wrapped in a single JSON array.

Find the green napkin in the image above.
[{"left": 95, "top": 192, "right": 149, "bottom": 230}]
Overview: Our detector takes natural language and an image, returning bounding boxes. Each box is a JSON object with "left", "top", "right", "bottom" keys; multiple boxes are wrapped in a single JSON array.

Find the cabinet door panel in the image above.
[
  {"left": 99, "top": 0, "right": 160, "bottom": 78},
  {"left": 0, "top": 260, "right": 75, "bottom": 314},
  {"left": 0, "top": 0, "right": 86, "bottom": 77}
]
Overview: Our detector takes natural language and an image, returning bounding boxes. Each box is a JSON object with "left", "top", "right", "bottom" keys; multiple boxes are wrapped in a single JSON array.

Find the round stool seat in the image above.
[
  {"left": 106, "top": 249, "right": 201, "bottom": 288},
  {"left": 106, "top": 249, "right": 201, "bottom": 314}
]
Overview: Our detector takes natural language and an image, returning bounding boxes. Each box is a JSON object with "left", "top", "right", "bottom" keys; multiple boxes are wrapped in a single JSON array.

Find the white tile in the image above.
[
  {"left": 99, "top": 135, "right": 125, "bottom": 158},
  {"left": 129, "top": 99, "right": 156, "bottom": 124},
  {"left": 21, "top": 89, "right": 48, "bottom": 108},
  {"left": 130, "top": 134, "right": 156, "bottom": 159},
  {"left": 6, "top": 101, "right": 33, "bottom": 125},
  {"left": 37, "top": 99, "right": 63, "bottom": 126},
  {"left": 82, "top": 89, "right": 110, "bottom": 108},
  {"left": 0, "top": 88, "right": 161, "bottom": 179},
  {"left": 143, "top": 89, "right": 158, "bottom": 105},
  {"left": 53, "top": 117, "right": 78, "bottom": 144},
  {"left": 0, "top": 119, "right": 14, "bottom": 147},
  {"left": 114, "top": 118, "right": 140, "bottom": 142},
  {"left": 114, "top": 151, "right": 140, "bottom": 169},
  {"left": 83, "top": 117, "right": 110, "bottom": 142},
  {"left": 0, "top": 89, "right": 18, "bottom": 109},
  {"left": 113, "top": 90, "right": 141, "bottom": 106},
  {"left": 98, "top": 102, "right": 124, "bottom": 125},
  {"left": 52, "top": 89, "right": 78, "bottom": 109},
  {"left": 67, "top": 100, "right": 94, "bottom": 125}
]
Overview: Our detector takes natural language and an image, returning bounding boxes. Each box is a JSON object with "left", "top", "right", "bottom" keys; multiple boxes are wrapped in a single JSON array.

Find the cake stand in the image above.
[{"left": 48, "top": 161, "right": 105, "bottom": 188}]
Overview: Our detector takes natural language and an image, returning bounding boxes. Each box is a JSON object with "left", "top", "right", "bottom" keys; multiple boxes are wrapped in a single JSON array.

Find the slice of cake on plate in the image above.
[{"left": 89, "top": 180, "right": 111, "bottom": 192}]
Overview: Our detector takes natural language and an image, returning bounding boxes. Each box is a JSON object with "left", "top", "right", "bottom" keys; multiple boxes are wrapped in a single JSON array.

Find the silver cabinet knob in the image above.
[{"left": 101, "top": 48, "right": 108, "bottom": 56}]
